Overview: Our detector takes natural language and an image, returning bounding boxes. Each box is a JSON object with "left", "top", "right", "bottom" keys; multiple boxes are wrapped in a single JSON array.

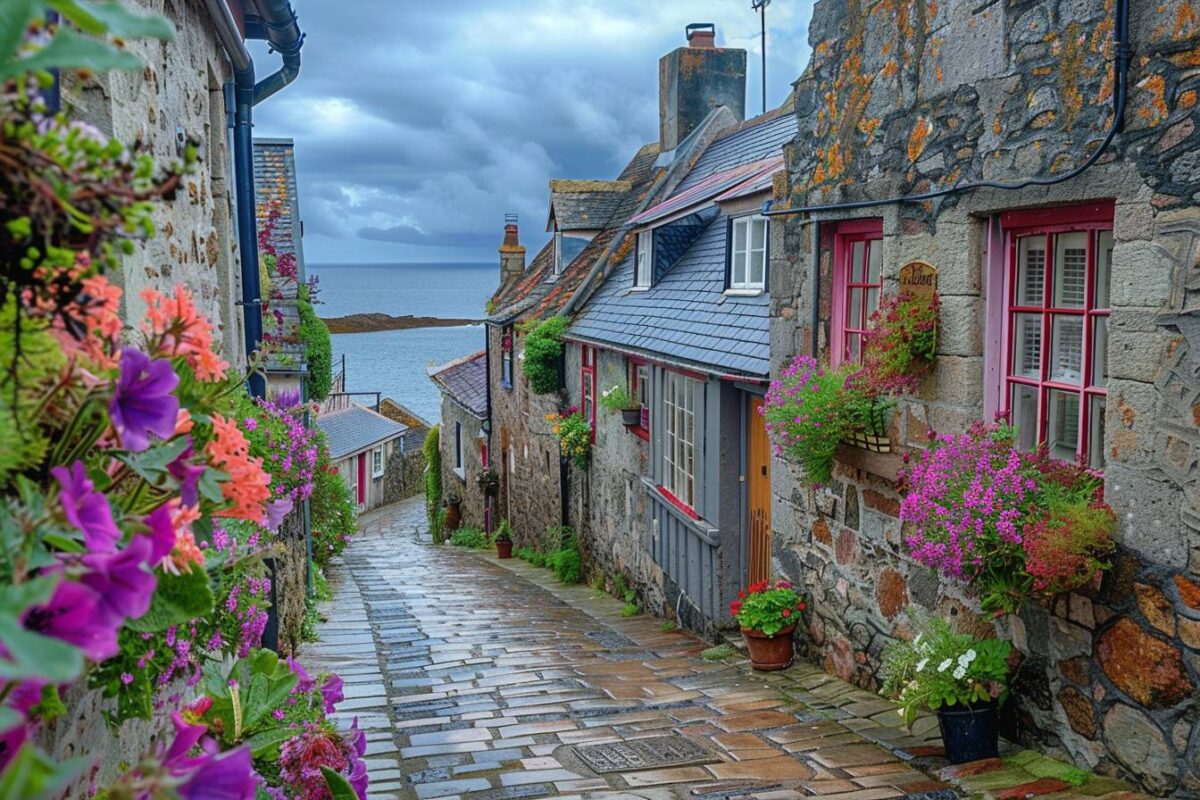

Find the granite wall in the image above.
[
  {"left": 768, "top": 0, "right": 1200, "bottom": 794},
  {"left": 439, "top": 395, "right": 487, "bottom": 531}
]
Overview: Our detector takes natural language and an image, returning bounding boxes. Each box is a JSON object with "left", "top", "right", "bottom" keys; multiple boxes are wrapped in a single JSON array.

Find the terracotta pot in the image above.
[
  {"left": 740, "top": 624, "right": 796, "bottom": 671},
  {"left": 444, "top": 503, "right": 462, "bottom": 532},
  {"left": 495, "top": 539, "right": 513, "bottom": 559}
]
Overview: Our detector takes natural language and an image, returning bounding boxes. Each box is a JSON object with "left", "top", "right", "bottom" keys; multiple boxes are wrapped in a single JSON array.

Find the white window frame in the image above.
[
  {"left": 661, "top": 371, "right": 697, "bottom": 509},
  {"left": 634, "top": 230, "right": 652, "bottom": 289},
  {"left": 371, "top": 446, "right": 384, "bottom": 478},
  {"left": 453, "top": 421, "right": 466, "bottom": 479},
  {"left": 553, "top": 231, "right": 563, "bottom": 276},
  {"left": 728, "top": 215, "right": 768, "bottom": 292}
]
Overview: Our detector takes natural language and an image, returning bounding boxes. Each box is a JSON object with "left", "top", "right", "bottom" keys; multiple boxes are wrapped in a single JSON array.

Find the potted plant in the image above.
[
  {"left": 476, "top": 468, "right": 500, "bottom": 497},
  {"left": 600, "top": 384, "right": 641, "bottom": 427},
  {"left": 880, "top": 616, "right": 1011, "bottom": 764},
  {"left": 494, "top": 519, "right": 514, "bottom": 559},
  {"left": 730, "top": 580, "right": 806, "bottom": 670},
  {"left": 546, "top": 407, "right": 592, "bottom": 470},
  {"left": 443, "top": 491, "right": 462, "bottom": 532}
]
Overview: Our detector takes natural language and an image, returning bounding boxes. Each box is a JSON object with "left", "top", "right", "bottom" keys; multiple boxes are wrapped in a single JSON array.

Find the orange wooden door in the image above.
[{"left": 747, "top": 396, "right": 772, "bottom": 585}]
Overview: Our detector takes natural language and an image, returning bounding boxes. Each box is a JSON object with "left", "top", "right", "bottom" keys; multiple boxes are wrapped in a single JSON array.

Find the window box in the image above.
[
  {"left": 843, "top": 431, "right": 891, "bottom": 453},
  {"left": 835, "top": 443, "right": 908, "bottom": 483}
]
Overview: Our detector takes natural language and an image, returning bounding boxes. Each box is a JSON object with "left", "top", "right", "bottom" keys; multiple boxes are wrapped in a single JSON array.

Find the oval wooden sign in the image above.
[{"left": 899, "top": 261, "right": 938, "bottom": 299}]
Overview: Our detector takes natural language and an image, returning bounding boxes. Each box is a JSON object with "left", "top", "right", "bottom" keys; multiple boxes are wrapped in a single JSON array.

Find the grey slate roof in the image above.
[
  {"left": 674, "top": 112, "right": 798, "bottom": 194},
  {"left": 317, "top": 405, "right": 407, "bottom": 460},
  {"left": 253, "top": 138, "right": 305, "bottom": 278},
  {"left": 429, "top": 350, "right": 488, "bottom": 419},
  {"left": 567, "top": 217, "right": 769, "bottom": 377},
  {"left": 548, "top": 180, "right": 631, "bottom": 232}
]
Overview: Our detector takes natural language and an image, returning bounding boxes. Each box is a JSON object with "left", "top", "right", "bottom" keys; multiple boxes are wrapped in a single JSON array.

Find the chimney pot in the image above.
[
  {"left": 686, "top": 23, "right": 716, "bottom": 48},
  {"left": 499, "top": 213, "right": 526, "bottom": 284},
  {"left": 659, "top": 25, "right": 746, "bottom": 150}
]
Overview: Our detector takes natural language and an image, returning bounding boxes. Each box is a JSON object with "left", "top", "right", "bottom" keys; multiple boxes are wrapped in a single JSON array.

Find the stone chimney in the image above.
[
  {"left": 658, "top": 24, "right": 747, "bottom": 151},
  {"left": 499, "top": 213, "right": 526, "bottom": 284}
]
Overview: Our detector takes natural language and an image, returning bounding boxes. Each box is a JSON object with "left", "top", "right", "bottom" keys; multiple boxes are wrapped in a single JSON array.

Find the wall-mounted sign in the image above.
[{"left": 899, "top": 261, "right": 938, "bottom": 299}]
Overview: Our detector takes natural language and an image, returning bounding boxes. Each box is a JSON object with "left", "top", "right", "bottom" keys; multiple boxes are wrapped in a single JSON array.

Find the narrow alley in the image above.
[{"left": 297, "top": 500, "right": 1142, "bottom": 800}]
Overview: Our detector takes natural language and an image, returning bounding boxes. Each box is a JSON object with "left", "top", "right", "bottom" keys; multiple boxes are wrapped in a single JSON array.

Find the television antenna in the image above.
[{"left": 751, "top": 0, "right": 770, "bottom": 114}]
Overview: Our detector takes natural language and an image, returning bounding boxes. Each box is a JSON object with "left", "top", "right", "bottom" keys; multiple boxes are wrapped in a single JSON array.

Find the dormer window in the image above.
[
  {"left": 634, "top": 230, "right": 652, "bottom": 288},
  {"left": 553, "top": 232, "right": 563, "bottom": 276},
  {"left": 729, "top": 215, "right": 768, "bottom": 291}
]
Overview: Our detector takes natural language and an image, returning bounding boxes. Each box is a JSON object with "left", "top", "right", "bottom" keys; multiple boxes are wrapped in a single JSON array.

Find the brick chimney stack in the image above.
[
  {"left": 658, "top": 24, "right": 747, "bottom": 151},
  {"left": 499, "top": 213, "right": 526, "bottom": 285}
]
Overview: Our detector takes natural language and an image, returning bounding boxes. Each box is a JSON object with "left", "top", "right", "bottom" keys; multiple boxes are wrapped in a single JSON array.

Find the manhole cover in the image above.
[{"left": 573, "top": 735, "right": 717, "bottom": 773}]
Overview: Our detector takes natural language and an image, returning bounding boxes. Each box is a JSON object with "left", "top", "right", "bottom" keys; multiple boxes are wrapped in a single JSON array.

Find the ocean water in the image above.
[{"left": 309, "top": 263, "right": 497, "bottom": 425}]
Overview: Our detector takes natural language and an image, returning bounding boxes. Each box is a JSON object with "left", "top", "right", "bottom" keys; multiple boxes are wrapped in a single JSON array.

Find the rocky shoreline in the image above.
[{"left": 321, "top": 312, "right": 481, "bottom": 334}]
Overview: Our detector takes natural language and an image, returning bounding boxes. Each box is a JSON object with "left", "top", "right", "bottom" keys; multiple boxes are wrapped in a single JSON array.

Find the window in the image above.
[
  {"left": 553, "top": 232, "right": 563, "bottom": 275},
  {"left": 832, "top": 220, "right": 884, "bottom": 365},
  {"left": 453, "top": 421, "right": 465, "bottom": 478},
  {"left": 729, "top": 215, "right": 768, "bottom": 290},
  {"left": 500, "top": 327, "right": 514, "bottom": 388},
  {"left": 1001, "top": 206, "right": 1112, "bottom": 470},
  {"left": 631, "top": 360, "right": 650, "bottom": 432},
  {"left": 371, "top": 446, "right": 384, "bottom": 478},
  {"left": 581, "top": 345, "right": 596, "bottom": 435},
  {"left": 634, "top": 230, "right": 652, "bottom": 288},
  {"left": 662, "top": 371, "right": 697, "bottom": 509}
]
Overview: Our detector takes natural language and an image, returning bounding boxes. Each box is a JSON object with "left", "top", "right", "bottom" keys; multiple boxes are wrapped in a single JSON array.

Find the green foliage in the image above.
[
  {"left": 659, "top": 620, "right": 677, "bottom": 632},
  {"left": 423, "top": 425, "right": 443, "bottom": 541},
  {"left": 311, "top": 432, "right": 356, "bottom": 569},
  {"left": 0, "top": 302, "right": 63, "bottom": 488},
  {"left": 763, "top": 357, "right": 851, "bottom": 485},
  {"left": 0, "top": 745, "right": 87, "bottom": 800},
  {"left": 598, "top": 383, "right": 634, "bottom": 412},
  {"left": 548, "top": 546, "right": 582, "bottom": 584},
  {"left": 298, "top": 293, "right": 332, "bottom": 401},
  {"left": 619, "top": 602, "right": 639, "bottom": 617},
  {"left": 493, "top": 518, "right": 513, "bottom": 543},
  {"left": 202, "top": 649, "right": 299, "bottom": 752},
  {"left": 730, "top": 580, "right": 805, "bottom": 637},
  {"left": 880, "top": 616, "right": 1012, "bottom": 727},
  {"left": 321, "top": 767, "right": 360, "bottom": 800},
  {"left": 449, "top": 526, "right": 490, "bottom": 549},
  {"left": 125, "top": 565, "right": 213, "bottom": 633},
  {"left": 701, "top": 644, "right": 735, "bottom": 661},
  {"left": 522, "top": 316, "right": 568, "bottom": 394},
  {"left": 548, "top": 410, "right": 591, "bottom": 470}
]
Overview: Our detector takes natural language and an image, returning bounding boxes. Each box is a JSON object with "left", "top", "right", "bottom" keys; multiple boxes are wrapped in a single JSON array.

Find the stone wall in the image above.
[
  {"left": 64, "top": 0, "right": 244, "bottom": 368},
  {"left": 439, "top": 395, "right": 487, "bottom": 531},
  {"left": 384, "top": 447, "right": 426, "bottom": 504},
  {"left": 488, "top": 324, "right": 576, "bottom": 552},
  {"left": 274, "top": 505, "right": 309, "bottom": 656},
  {"left": 768, "top": 0, "right": 1200, "bottom": 794}
]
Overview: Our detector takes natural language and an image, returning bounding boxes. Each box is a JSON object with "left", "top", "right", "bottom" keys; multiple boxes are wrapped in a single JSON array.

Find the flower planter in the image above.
[
  {"left": 495, "top": 539, "right": 513, "bottom": 559},
  {"left": 620, "top": 408, "right": 642, "bottom": 427},
  {"left": 845, "top": 430, "right": 891, "bottom": 453},
  {"left": 937, "top": 701, "right": 1000, "bottom": 764},
  {"left": 740, "top": 624, "right": 796, "bottom": 671}
]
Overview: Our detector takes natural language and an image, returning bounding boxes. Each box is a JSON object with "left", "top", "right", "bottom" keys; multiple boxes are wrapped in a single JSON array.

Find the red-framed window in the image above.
[
  {"left": 500, "top": 327, "right": 514, "bottom": 388},
  {"left": 629, "top": 358, "right": 650, "bottom": 440},
  {"left": 581, "top": 345, "right": 597, "bottom": 436},
  {"left": 831, "top": 219, "right": 884, "bottom": 366},
  {"left": 1001, "top": 203, "right": 1112, "bottom": 470}
]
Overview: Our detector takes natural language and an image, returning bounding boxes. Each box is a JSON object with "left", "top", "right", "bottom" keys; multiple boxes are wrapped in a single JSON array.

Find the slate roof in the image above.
[
  {"left": 673, "top": 110, "right": 797, "bottom": 194},
  {"left": 253, "top": 138, "right": 305, "bottom": 278},
  {"left": 548, "top": 180, "right": 632, "bottom": 232},
  {"left": 489, "top": 143, "right": 662, "bottom": 324},
  {"left": 567, "top": 218, "right": 769, "bottom": 377},
  {"left": 629, "top": 156, "right": 780, "bottom": 227},
  {"left": 317, "top": 405, "right": 407, "bottom": 460},
  {"left": 428, "top": 350, "right": 489, "bottom": 419}
]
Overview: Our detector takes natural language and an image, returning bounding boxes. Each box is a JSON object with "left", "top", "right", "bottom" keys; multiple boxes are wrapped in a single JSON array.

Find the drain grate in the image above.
[{"left": 573, "top": 734, "right": 717, "bottom": 773}]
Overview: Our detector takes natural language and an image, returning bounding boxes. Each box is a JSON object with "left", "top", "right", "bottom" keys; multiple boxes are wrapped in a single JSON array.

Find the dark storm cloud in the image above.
[{"left": 249, "top": 1, "right": 813, "bottom": 263}]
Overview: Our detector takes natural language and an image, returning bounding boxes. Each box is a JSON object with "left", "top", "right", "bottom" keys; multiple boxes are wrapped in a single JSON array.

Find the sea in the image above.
[{"left": 308, "top": 262, "right": 497, "bottom": 426}]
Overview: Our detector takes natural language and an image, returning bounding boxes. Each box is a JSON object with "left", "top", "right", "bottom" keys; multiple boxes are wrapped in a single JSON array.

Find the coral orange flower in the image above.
[
  {"left": 140, "top": 286, "right": 230, "bottom": 381},
  {"left": 205, "top": 413, "right": 271, "bottom": 523}
]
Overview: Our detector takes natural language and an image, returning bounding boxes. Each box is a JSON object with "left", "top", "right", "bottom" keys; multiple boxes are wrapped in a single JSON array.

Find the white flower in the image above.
[
  {"left": 937, "top": 659, "right": 952, "bottom": 673},
  {"left": 915, "top": 658, "right": 928, "bottom": 672},
  {"left": 913, "top": 633, "right": 923, "bottom": 647},
  {"left": 965, "top": 648, "right": 977, "bottom": 662},
  {"left": 953, "top": 666, "right": 966, "bottom": 680}
]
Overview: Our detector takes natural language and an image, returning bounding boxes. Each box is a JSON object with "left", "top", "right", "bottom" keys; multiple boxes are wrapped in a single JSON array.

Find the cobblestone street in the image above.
[{"left": 298, "top": 499, "right": 1144, "bottom": 800}]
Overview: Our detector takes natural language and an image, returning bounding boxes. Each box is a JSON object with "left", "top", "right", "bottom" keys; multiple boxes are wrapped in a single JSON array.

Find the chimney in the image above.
[
  {"left": 499, "top": 213, "right": 526, "bottom": 284},
  {"left": 658, "top": 23, "right": 747, "bottom": 151}
]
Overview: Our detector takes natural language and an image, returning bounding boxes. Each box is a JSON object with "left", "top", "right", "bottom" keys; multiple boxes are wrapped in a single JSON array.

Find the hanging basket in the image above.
[{"left": 845, "top": 430, "right": 892, "bottom": 453}]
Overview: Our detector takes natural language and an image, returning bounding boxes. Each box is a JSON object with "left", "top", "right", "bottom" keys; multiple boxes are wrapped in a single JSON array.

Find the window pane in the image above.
[
  {"left": 867, "top": 239, "right": 882, "bottom": 283},
  {"left": 749, "top": 249, "right": 765, "bottom": 286},
  {"left": 1047, "top": 389, "right": 1080, "bottom": 462},
  {"left": 1010, "top": 383, "right": 1039, "bottom": 452},
  {"left": 866, "top": 287, "right": 880, "bottom": 321},
  {"left": 851, "top": 241, "right": 865, "bottom": 282},
  {"left": 1017, "top": 237, "right": 1046, "bottom": 306},
  {"left": 1088, "top": 395, "right": 1106, "bottom": 471},
  {"left": 1095, "top": 231, "right": 1113, "bottom": 309},
  {"left": 750, "top": 218, "right": 766, "bottom": 251},
  {"left": 1091, "top": 316, "right": 1108, "bottom": 388},
  {"left": 1049, "top": 315, "right": 1084, "bottom": 385},
  {"left": 732, "top": 250, "right": 747, "bottom": 286},
  {"left": 1053, "top": 232, "right": 1088, "bottom": 308},
  {"left": 1012, "top": 313, "right": 1042, "bottom": 379},
  {"left": 733, "top": 220, "right": 747, "bottom": 258},
  {"left": 848, "top": 288, "right": 864, "bottom": 329},
  {"left": 846, "top": 332, "right": 861, "bottom": 362}
]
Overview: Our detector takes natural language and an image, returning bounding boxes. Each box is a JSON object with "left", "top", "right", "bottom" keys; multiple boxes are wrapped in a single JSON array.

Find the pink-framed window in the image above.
[
  {"left": 831, "top": 219, "right": 884, "bottom": 366},
  {"left": 999, "top": 203, "right": 1113, "bottom": 471},
  {"left": 629, "top": 358, "right": 650, "bottom": 440},
  {"left": 581, "top": 345, "right": 597, "bottom": 437}
]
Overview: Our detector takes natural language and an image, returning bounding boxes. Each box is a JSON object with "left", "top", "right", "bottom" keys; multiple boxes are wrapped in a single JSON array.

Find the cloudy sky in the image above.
[{"left": 249, "top": 1, "right": 815, "bottom": 265}]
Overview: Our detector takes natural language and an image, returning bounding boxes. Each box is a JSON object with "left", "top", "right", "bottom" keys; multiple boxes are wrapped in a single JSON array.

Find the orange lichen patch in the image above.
[
  {"left": 1137, "top": 74, "right": 1169, "bottom": 127},
  {"left": 907, "top": 116, "right": 933, "bottom": 162},
  {"left": 881, "top": 60, "right": 900, "bottom": 79},
  {"left": 858, "top": 117, "right": 882, "bottom": 137},
  {"left": 1182, "top": 90, "right": 1198, "bottom": 109},
  {"left": 1058, "top": 24, "right": 1087, "bottom": 126},
  {"left": 1176, "top": 2, "right": 1198, "bottom": 38},
  {"left": 1033, "top": 66, "right": 1053, "bottom": 76}
]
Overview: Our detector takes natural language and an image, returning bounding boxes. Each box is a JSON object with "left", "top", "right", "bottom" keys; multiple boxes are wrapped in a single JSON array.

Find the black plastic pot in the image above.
[
  {"left": 620, "top": 408, "right": 642, "bottom": 427},
  {"left": 937, "top": 701, "right": 999, "bottom": 764}
]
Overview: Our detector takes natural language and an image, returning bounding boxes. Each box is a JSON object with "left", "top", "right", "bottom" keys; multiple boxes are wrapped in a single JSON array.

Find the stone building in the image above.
[
  {"left": 765, "top": 0, "right": 1200, "bottom": 794},
  {"left": 316, "top": 404, "right": 407, "bottom": 512},
  {"left": 429, "top": 351, "right": 490, "bottom": 529},
  {"left": 379, "top": 399, "right": 432, "bottom": 503}
]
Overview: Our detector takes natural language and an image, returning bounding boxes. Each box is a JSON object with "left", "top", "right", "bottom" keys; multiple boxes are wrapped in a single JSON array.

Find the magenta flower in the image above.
[
  {"left": 110, "top": 348, "right": 180, "bottom": 452},
  {"left": 80, "top": 535, "right": 159, "bottom": 625},
  {"left": 264, "top": 497, "right": 294, "bottom": 531},
  {"left": 319, "top": 673, "right": 344, "bottom": 713},
  {"left": 346, "top": 718, "right": 368, "bottom": 799},
  {"left": 142, "top": 504, "right": 183, "bottom": 565},
  {"left": 0, "top": 680, "right": 44, "bottom": 770},
  {"left": 22, "top": 579, "right": 117, "bottom": 661},
  {"left": 287, "top": 657, "right": 316, "bottom": 693},
  {"left": 162, "top": 712, "right": 256, "bottom": 800},
  {"left": 167, "top": 439, "right": 207, "bottom": 508},
  {"left": 53, "top": 461, "right": 120, "bottom": 553}
]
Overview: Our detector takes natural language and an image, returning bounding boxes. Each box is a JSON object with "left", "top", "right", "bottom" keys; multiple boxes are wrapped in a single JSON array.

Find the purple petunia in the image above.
[
  {"left": 319, "top": 673, "right": 344, "bottom": 714},
  {"left": 264, "top": 497, "right": 294, "bottom": 532},
  {"left": 22, "top": 579, "right": 118, "bottom": 661},
  {"left": 53, "top": 461, "right": 121, "bottom": 553},
  {"left": 110, "top": 348, "right": 180, "bottom": 452},
  {"left": 167, "top": 438, "right": 207, "bottom": 508},
  {"left": 162, "top": 712, "right": 256, "bottom": 800},
  {"left": 80, "top": 535, "right": 159, "bottom": 625}
]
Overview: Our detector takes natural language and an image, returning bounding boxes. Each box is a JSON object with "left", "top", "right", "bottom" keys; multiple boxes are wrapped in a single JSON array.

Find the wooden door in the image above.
[{"left": 747, "top": 396, "right": 772, "bottom": 585}]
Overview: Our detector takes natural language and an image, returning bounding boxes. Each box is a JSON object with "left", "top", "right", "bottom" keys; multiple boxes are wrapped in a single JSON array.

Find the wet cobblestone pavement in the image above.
[{"left": 299, "top": 498, "right": 1146, "bottom": 800}]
